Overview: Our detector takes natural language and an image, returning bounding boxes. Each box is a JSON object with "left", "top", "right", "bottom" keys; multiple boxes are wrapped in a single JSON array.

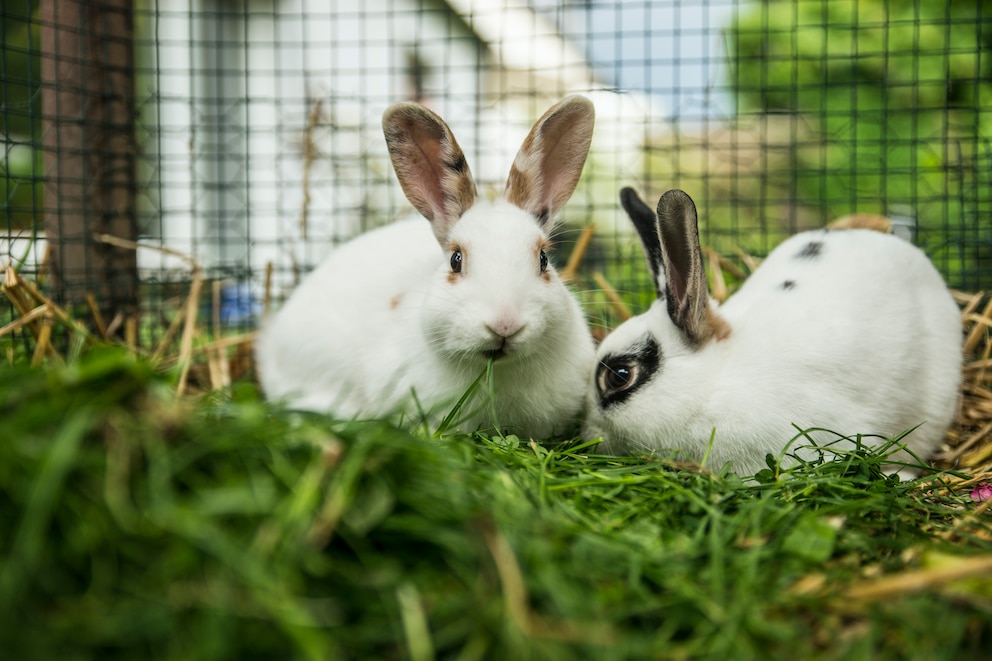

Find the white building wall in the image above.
[{"left": 142, "top": 0, "right": 487, "bottom": 294}]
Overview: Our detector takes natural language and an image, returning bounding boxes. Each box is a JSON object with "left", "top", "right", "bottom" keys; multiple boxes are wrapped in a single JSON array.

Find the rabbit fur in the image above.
[
  {"left": 585, "top": 187, "right": 962, "bottom": 478},
  {"left": 255, "top": 96, "right": 597, "bottom": 438}
]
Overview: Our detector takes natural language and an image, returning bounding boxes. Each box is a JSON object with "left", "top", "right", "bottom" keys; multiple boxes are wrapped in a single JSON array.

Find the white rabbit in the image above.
[
  {"left": 255, "top": 96, "right": 597, "bottom": 438},
  {"left": 584, "top": 187, "right": 962, "bottom": 477}
]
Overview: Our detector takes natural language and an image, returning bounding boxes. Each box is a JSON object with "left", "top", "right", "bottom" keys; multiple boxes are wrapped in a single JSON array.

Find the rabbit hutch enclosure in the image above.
[
  {"left": 2, "top": 1, "right": 992, "bottom": 427},
  {"left": 7, "top": 1, "right": 992, "bottom": 657}
]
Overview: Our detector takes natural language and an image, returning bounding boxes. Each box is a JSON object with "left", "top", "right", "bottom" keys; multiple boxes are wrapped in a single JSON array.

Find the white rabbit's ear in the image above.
[
  {"left": 504, "top": 95, "right": 595, "bottom": 229},
  {"left": 383, "top": 103, "right": 477, "bottom": 244},
  {"left": 620, "top": 187, "right": 664, "bottom": 297},
  {"left": 656, "top": 189, "right": 730, "bottom": 345}
]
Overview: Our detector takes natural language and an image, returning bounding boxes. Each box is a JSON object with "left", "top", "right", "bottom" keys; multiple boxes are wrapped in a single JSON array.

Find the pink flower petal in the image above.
[{"left": 969, "top": 482, "right": 992, "bottom": 502}]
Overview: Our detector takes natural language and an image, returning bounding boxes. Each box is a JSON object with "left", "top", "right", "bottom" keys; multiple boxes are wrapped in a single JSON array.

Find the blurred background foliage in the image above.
[{"left": 727, "top": 0, "right": 992, "bottom": 283}]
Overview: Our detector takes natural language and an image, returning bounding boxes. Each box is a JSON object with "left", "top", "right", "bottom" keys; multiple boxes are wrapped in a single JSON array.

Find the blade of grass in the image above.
[
  {"left": 434, "top": 364, "right": 490, "bottom": 436},
  {"left": 0, "top": 409, "right": 93, "bottom": 604},
  {"left": 397, "top": 583, "right": 435, "bottom": 661}
]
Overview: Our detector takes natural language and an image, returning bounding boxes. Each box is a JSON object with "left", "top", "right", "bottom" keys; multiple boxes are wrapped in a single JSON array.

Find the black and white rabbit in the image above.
[
  {"left": 255, "top": 96, "right": 597, "bottom": 437},
  {"left": 585, "top": 187, "right": 962, "bottom": 477}
]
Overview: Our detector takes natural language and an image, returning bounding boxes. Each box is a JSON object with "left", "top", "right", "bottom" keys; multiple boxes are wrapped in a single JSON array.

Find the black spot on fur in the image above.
[
  {"left": 781, "top": 280, "right": 796, "bottom": 290},
  {"left": 795, "top": 241, "right": 823, "bottom": 260},
  {"left": 443, "top": 153, "right": 467, "bottom": 174},
  {"left": 596, "top": 337, "right": 661, "bottom": 409},
  {"left": 535, "top": 207, "right": 550, "bottom": 226}
]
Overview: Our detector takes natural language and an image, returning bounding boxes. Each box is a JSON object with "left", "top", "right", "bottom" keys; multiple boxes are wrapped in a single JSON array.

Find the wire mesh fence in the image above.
[{"left": 3, "top": 0, "right": 991, "bottom": 350}]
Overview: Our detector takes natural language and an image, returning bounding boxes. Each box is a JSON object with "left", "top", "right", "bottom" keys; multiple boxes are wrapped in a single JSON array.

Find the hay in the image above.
[
  {"left": 2, "top": 250, "right": 256, "bottom": 395},
  {"left": 937, "top": 290, "right": 992, "bottom": 474}
]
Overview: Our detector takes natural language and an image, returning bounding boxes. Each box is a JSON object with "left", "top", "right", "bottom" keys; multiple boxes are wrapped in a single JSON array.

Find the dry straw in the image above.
[
  {"left": 940, "top": 290, "right": 992, "bottom": 474},
  {"left": 1, "top": 236, "right": 256, "bottom": 395}
]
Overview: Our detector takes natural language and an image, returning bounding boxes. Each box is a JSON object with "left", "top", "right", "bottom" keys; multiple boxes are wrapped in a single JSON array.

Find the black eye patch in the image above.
[{"left": 596, "top": 337, "right": 661, "bottom": 408}]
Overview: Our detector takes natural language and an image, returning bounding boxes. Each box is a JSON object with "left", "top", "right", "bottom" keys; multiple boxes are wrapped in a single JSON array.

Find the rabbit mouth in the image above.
[
  {"left": 481, "top": 321, "right": 527, "bottom": 361},
  {"left": 483, "top": 339, "right": 514, "bottom": 361}
]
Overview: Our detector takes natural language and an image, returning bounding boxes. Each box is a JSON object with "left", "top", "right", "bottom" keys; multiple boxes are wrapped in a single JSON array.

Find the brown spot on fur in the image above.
[
  {"left": 390, "top": 293, "right": 404, "bottom": 309},
  {"left": 447, "top": 162, "right": 477, "bottom": 217},
  {"left": 685, "top": 306, "right": 733, "bottom": 348},
  {"left": 707, "top": 308, "right": 732, "bottom": 342},
  {"left": 505, "top": 163, "right": 534, "bottom": 210}
]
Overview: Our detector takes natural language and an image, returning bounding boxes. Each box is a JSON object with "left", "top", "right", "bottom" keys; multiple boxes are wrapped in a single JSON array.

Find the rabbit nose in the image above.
[{"left": 486, "top": 315, "right": 525, "bottom": 340}]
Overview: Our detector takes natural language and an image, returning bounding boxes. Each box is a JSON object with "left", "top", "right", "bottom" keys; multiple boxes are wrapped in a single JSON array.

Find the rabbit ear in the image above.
[
  {"left": 383, "top": 103, "right": 477, "bottom": 244},
  {"left": 504, "top": 95, "right": 595, "bottom": 229},
  {"left": 620, "top": 187, "right": 664, "bottom": 297},
  {"left": 656, "top": 189, "right": 729, "bottom": 345}
]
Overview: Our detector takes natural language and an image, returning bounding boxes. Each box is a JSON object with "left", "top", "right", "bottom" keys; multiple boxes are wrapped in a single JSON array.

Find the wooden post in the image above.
[{"left": 40, "top": 0, "right": 138, "bottom": 331}]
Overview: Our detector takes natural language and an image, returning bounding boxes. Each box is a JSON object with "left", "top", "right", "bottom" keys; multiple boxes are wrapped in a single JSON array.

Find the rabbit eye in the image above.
[
  {"left": 450, "top": 249, "right": 463, "bottom": 273},
  {"left": 599, "top": 362, "right": 637, "bottom": 394},
  {"left": 539, "top": 250, "right": 549, "bottom": 273},
  {"left": 596, "top": 338, "right": 660, "bottom": 408}
]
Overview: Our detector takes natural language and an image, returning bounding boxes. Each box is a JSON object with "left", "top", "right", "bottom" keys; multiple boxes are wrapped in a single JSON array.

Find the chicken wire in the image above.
[{"left": 2, "top": 0, "right": 990, "bottom": 343}]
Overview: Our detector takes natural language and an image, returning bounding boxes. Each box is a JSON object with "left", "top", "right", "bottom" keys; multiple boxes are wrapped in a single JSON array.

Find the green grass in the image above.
[{"left": 1, "top": 348, "right": 991, "bottom": 660}]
